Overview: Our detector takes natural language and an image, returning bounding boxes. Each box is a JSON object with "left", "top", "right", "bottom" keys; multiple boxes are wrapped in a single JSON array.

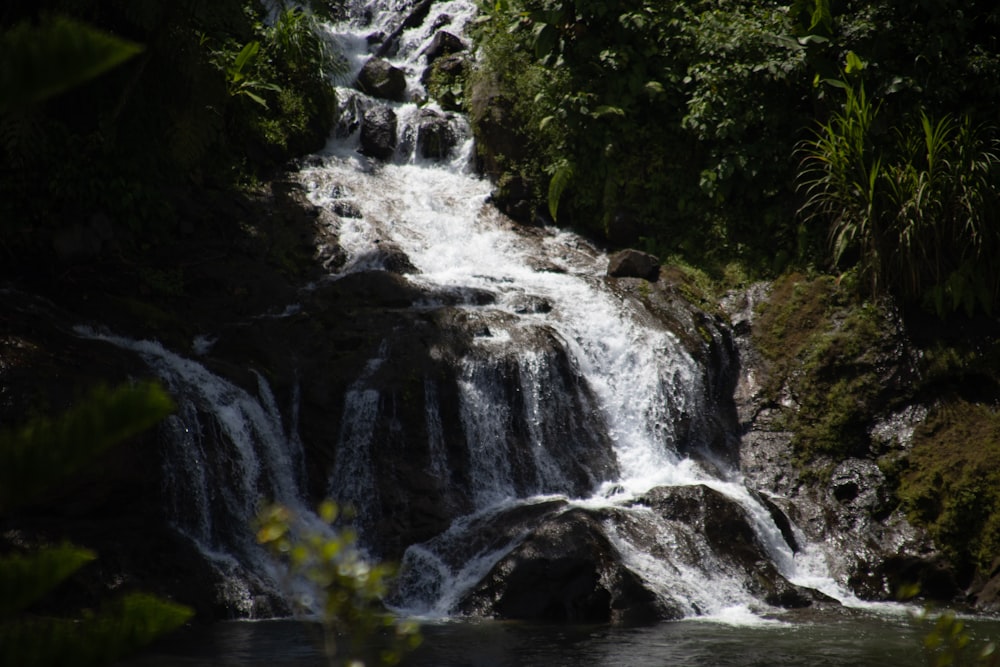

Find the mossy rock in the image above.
[
  {"left": 752, "top": 273, "right": 909, "bottom": 463},
  {"left": 898, "top": 400, "right": 1000, "bottom": 576}
]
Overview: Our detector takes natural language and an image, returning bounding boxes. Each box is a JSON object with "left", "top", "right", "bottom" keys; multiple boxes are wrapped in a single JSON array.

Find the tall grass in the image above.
[{"left": 798, "top": 83, "right": 1000, "bottom": 316}]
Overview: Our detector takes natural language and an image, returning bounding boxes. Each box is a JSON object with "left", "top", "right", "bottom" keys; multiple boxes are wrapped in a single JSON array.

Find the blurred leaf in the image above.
[
  {"left": 0, "top": 544, "right": 96, "bottom": 618},
  {"left": 0, "top": 14, "right": 143, "bottom": 112},
  {"left": 0, "top": 382, "right": 174, "bottom": 512},
  {"left": 547, "top": 161, "right": 575, "bottom": 221}
]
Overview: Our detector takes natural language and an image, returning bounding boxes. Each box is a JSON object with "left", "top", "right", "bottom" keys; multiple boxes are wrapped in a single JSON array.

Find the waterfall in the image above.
[
  {"left": 74, "top": 327, "right": 308, "bottom": 616},
  {"left": 67, "top": 0, "right": 856, "bottom": 624},
  {"left": 302, "top": 0, "right": 848, "bottom": 622}
]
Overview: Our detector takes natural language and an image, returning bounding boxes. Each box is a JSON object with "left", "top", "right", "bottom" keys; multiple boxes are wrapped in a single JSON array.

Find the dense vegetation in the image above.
[
  {"left": 470, "top": 0, "right": 1000, "bottom": 315},
  {"left": 0, "top": 0, "right": 340, "bottom": 277}
]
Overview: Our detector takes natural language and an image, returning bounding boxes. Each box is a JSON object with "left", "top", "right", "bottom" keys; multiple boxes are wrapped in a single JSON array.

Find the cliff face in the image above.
[{"left": 722, "top": 274, "right": 1000, "bottom": 610}]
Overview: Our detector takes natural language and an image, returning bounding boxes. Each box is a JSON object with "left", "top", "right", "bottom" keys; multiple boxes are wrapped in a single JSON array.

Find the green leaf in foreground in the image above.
[
  {"left": 0, "top": 381, "right": 174, "bottom": 512},
  {"left": 547, "top": 161, "right": 575, "bottom": 222},
  {"left": 0, "top": 544, "right": 96, "bottom": 618},
  {"left": 0, "top": 14, "right": 144, "bottom": 111}
]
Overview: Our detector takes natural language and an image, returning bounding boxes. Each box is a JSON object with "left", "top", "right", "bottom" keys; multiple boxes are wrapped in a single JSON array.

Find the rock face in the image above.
[
  {"left": 607, "top": 249, "right": 660, "bottom": 281},
  {"left": 721, "top": 281, "right": 955, "bottom": 604},
  {"left": 356, "top": 57, "right": 407, "bottom": 102},
  {"left": 415, "top": 109, "right": 456, "bottom": 160},
  {"left": 360, "top": 105, "right": 398, "bottom": 160}
]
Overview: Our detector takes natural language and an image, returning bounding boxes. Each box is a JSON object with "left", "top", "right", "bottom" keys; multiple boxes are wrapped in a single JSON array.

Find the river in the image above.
[{"left": 123, "top": 607, "right": 999, "bottom": 666}]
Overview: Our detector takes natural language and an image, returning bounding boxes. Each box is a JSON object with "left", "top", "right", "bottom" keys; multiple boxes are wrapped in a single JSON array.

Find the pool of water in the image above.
[{"left": 121, "top": 606, "right": 1000, "bottom": 666}]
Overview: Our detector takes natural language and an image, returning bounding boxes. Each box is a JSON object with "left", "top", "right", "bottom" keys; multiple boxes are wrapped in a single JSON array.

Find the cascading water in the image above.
[
  {"left": 297, "top": 0, "right": 850, "bottom": 622},
  {"left": 75, "top": 327, "right": 309, "bottom": 616},
  {"left": 70, "top": 0, "right": 858, "bottom": 626}
]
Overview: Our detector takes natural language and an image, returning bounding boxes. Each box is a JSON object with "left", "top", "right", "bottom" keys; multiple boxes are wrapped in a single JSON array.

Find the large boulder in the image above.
[
  {"left": 420, "top": 30, "right": 465, "bottom": 63},
  {"left": 356, "top": 57, "right": 407, "bottom": 102},
  {"left": 469, "top": 76, "right": 529, "bottom": 179},
  {"left": 634, "top": 485, "right": 836, "bottom": 610},
  {"left": 415, "top": 109, "right": 456, "bottom": 160},
  {"left": 359, "top": 105, "right": 398, "bottom": 161},
  {"left": 459, "top": 508, "right": 676, "bottom": 624},
  {"left": 607, "top": 249, "right": 660, "bottom": 281}
]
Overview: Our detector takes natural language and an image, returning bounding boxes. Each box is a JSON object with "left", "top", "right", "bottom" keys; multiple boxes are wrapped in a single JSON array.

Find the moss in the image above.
[
  {"left": 753, "top": 273, "right": 897, "bottom": 463},
  {"left": 898, "top": 401, "right": 1000, "bottom": 573}
]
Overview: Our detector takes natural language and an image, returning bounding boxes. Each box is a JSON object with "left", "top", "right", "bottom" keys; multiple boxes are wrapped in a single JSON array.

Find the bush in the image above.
[{"left": 798, "top": 79, "right": 1000, "bottom": 316}]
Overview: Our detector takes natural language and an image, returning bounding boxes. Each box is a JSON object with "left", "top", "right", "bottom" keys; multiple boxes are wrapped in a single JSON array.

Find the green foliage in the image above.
[
  {"left": 0, "top": 0, "right": 341, "bottom": 269},
  {"left": 798, "top": 80, "right": 1000, "bottom": 316},
  {"left": 0, "top": 382, "right": 192, "bottom": 667},
  {"left": 898, "top": 401, "right": 1000, "bottom": 573},
  {"left": 912, "top": 606, "right": 999, "bottom": 667},
  {"left": 0, "top": 382, "right": 174, "bottom": 512},
  {"left": 257, "top": 501, "right": 420, "bottom": 667},
  {"left": 546, "top": 160, "right": 574, "bottom": 221},
  {"left": 472, "top": 0, "right": 1000, "bottom": 287},
  {"left": 473, "top": 0, "right": 814, "bottom": 261},
  {"left": 0, "top": 14, "right": 143, "bottom": 112},
  {"left": 0, "top": 592, "right": 193, "bottom": 667},
  {"left": 218, "top": 40, "right": 281, "bottom": 108},
  {"left": 752, "top": 273, "right": 898, "bottom": 462}
]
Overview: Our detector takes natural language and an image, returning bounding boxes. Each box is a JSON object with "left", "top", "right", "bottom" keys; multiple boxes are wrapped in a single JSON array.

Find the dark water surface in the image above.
[{"left": 122, "top": 607, "right": 1000, "bottom": 666}]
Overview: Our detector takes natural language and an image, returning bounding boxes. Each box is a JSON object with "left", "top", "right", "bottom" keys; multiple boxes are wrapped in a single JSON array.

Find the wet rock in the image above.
[
  {"left": 331, "top": 200, "right": 362, "bottom": 219},
  {"left": 511, "top": 294, "right": 553, "bottom": 314},
  {"left": 359, "top": 105, "right": 398, "bottom": 161},
  {"left": 420, "top": 30, "right": 465, "bottom": 64},
  {"left": 607, "top": 249, "right": 660, "bottom": 281},
  {"left": 970, "top": 560, "right": 1000, "bottom": 611},
  {"left": 636, "top": 485, "right": 836, "bottom": 609},
  {"left": 374, "top": 0, "right": 435, "bottom": 58},
  {"left": 373, "top": 241, "right": 418, "bottom": 274},
  {"left": 851, "top": 554, "right": 962, "bottom": 603},
  {"left": 829, "top": 459, "right": 887, "bottom": 511},
  {"left": 469, "top": 76, "right": 530, "bottom": 180},
  {"left": 356, "top": 57, "right": 407, "bottom": 102},
  {"left": 459, "top": 508, "right": 677, "bottom": 624},
  {"left": 415, "top": 109, "right": 456, "bottom": 160},
  {"left": 489, "top": 175, "right": 536, "bottom": 223}
]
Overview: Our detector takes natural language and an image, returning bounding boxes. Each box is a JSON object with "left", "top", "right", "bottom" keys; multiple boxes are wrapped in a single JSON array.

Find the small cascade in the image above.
[{"left": 75, "top": 327, "right": 308, "bottom": 616}]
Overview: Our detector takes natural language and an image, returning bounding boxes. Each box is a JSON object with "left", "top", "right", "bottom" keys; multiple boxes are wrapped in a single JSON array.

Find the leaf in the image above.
[
  {"left": 844, "top": 50, "right": 866, "bottom": 75},
  {"left": 644, "top": 80, "right": 665, "bottom": 97},
  {"left": 0, "top": 14, "right": 144, "bottom": 111},
  {"left": 232, "top": 40, "right": 261, "bottom": 76},
  {"left": 0, "top": 544, "right": 96, "bottom": 617},
  {"left": 591, "top": 105, "right": 626, "bottom": 119},
  {"left": 0, "top": 382, "right": 174, "bottom": 512},
  {"left": 548, "top": 162, "right": 575, "bottom": 221},
  {"left": 239, "top": 89, "right": 269, "bottom": 109},
  {"left": 810, "top": 0, "right": 833, "bottom": 35},
  {"left": 532, "top": 23, "right": 558, "bottom": 61}
]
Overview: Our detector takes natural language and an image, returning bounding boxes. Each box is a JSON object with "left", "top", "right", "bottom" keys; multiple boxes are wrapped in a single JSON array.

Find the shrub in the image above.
[{"left": 798, "top": 80, "right": 1000, "bottom": 316}]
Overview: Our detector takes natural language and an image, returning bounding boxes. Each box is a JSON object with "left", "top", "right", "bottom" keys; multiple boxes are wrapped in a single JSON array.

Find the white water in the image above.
[
  {"left": 74, "top": 326, "right": 310, "bottom": 615},
  {"left": 68, "top": 0, "right": 857, "bottom": 625},
  {"left": 304, "top": 0, "right": 852, "bottom": 623}
]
